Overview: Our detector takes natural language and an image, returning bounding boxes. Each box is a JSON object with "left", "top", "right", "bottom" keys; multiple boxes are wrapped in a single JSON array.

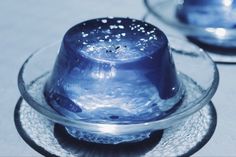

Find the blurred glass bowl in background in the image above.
[{"left": 144, "top": 0, "right": 236, "bottom": 48}]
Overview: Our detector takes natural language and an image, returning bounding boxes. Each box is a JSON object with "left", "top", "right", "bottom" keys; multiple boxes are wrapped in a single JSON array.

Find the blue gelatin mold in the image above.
[
  {"left": 18, "top": 16, "right": 218, "bottom": 146},
  {"left": 44, "top": 18, "right": 184, "bottom": 144}
]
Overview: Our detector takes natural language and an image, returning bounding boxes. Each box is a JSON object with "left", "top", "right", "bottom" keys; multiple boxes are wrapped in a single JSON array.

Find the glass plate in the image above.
[
  {"left": 18, "top": 38, "right": 218, "bottom": 139},
  {"left": 14, "top": 98, "right": 217, "bottom": 157}
]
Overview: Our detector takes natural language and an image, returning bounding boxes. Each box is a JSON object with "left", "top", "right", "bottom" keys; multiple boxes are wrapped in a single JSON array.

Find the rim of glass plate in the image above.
[
  {"left": 18, "top": 41, "right": 219, "bottom": 135},
  {"left": 144, "top": 0, "right": 236, "bottom": 40}
]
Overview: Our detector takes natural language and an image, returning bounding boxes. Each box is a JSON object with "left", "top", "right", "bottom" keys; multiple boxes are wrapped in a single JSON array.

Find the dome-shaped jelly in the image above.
[{"left": 44, "top": 17, "right": 184, "bottom": 144}]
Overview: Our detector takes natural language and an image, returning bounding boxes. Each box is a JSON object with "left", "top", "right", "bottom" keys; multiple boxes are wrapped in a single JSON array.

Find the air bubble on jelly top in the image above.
[
  {"left": 110, "top": 25, "right": 118, "bottom": 29},
  {"left": 118, "top": 25, "right": 124, "bottom": 29},
  {"left": 117, "top": 20, "right": 122, "bottom": 23},
  {"left": 101, "top": 19, "right": 107, "bottom": 23},
  {"left": 65, "top": 18, "right": 167, "bottom": 62},
  {"left": 82, "top": 34, "right": 88, "bottom": 38}
]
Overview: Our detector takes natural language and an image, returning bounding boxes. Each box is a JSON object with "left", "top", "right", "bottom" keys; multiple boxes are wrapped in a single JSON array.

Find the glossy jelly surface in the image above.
[{"left": 44, "top": 18, "right": 184, "bottom": 143}]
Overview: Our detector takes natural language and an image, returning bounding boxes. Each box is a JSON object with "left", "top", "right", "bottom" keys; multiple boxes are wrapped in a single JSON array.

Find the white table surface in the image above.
[{"left": 0, "top": 0, "right": 236, "bottom": 156}]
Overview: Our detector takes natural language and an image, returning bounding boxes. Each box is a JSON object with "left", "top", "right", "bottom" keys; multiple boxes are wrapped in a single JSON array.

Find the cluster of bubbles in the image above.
[{"left": 72, "top": 18, "right": 163, "bottom": 62}]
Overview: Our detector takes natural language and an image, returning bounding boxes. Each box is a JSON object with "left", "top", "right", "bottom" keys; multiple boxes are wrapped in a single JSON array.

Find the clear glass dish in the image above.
[
  {"left": 18, "top": 37, "right": 219, "bottom": 144},
  {"left": 144, "top": 0, "right": 236, "bottom": 46},
  {"left": 15, "top": 98, "right": 217, "bottom": 157},
  {"left": 144, "top": 0, "right": 236, "bottom": 63},
  {"left": 143, "top": 12, "right": 236, "bottom": 63}
]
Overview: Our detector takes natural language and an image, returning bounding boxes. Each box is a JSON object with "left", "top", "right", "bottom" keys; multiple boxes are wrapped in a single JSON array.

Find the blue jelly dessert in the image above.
[
  {"left": 177, "top": 0, "right": 236, "bottom": 47},
  {"left": 44, "top": 17, "right": 184, "bottom": 144}
]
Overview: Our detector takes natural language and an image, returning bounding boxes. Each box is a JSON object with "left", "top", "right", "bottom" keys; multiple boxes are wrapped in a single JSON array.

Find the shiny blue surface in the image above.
[{"left": 44, "top": 17, "right": 184, "bottom": 143}]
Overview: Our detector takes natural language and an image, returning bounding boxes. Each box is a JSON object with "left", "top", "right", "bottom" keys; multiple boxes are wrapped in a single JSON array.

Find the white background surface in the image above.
[{"left": 0, "top": 0, "right": 236, "bottom": 156}]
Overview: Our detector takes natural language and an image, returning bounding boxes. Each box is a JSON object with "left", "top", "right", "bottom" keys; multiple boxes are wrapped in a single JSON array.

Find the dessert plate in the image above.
[
  {"left": 18, "top": 37, "right": 218, "bottom": 140},
  {"left": 15, "top": 98, "right": 217, "bottom": 157},
  {"left": 17, "top": 28, "right": 219, "bottom": 144}
]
